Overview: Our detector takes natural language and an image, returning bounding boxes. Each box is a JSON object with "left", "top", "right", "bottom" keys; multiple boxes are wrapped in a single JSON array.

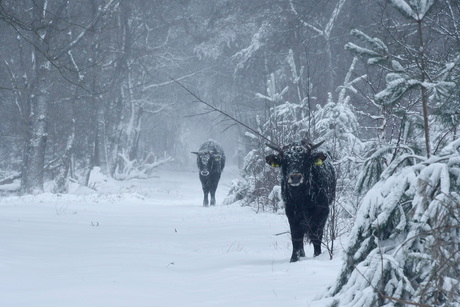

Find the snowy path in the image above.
[{"left": 0, "top": 168, "right": 342, "bottom": 307}]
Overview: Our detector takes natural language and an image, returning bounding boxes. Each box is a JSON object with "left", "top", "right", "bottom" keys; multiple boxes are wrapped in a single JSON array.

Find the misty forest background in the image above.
[{"left": 1, "top": 0, "right": 459, "bottom": 306}]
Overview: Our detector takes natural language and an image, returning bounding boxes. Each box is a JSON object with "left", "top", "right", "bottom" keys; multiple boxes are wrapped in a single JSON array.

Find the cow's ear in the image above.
[
  {"left": 313, "top": 152, "right": 327, "bottom": 166},
  {"left": 191, "top": 151, "right": 199, "bottom": 155},
  {"left": 266, "top": 154, "right": 282, "bottom": 168}
]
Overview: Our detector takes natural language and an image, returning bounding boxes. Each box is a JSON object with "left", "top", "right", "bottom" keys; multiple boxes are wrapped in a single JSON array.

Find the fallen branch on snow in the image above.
[{"left": 114, "top": 152, "right": 173, "bottom": 180}]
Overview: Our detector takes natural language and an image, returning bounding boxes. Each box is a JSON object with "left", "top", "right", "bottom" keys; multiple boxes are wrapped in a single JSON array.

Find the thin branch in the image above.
[
  {"left": 144, "top": 68, "right": 211, "bottom": 91},
  {"left": 221, "top": 122, "right": 240, "bottom": 133},
  {"left": 289, "top": 0, "right": 323, "bottom": 36},
  {"left": 172, "top": 77, "right": 279, "bottom": 148},
  {"left": 52, "top": 0, "right": 117, "bottom": 60},
  {"left": 184, "top": 110, "right": 215, "bottom": 118},
  {"left": 4, "top": 60, "right": 24, "bottom": 117},
  {"left": 379, "top": 294, "right": 433, "bottom": 307}
]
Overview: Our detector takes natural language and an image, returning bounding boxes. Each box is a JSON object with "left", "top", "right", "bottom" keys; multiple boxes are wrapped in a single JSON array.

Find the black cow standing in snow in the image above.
[
  {"left": 266, "top": 139, "right": 336, "bottom": 262},
  {"left": 192, "top": 139, "right": 226, "bottom": 207}
]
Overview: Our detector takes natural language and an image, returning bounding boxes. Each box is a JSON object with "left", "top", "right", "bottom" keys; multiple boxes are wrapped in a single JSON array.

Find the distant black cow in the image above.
[
  {"left": 266, "top": 139, "right": 336, "bottom": 262},
  {"left": 192, "top": 139, "right": 226, "bottom": 206}
]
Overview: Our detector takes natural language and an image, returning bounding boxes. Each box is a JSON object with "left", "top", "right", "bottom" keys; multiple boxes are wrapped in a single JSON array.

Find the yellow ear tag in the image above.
[
  {"left": 314, "top": 158, "right": 323, "bottom": 166},
  {"left": 270, "top": 162, "right": 280, "bottom": 167}
]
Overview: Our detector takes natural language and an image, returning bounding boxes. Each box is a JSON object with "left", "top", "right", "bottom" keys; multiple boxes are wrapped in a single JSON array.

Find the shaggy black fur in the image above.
[
  {"left": 192, "top": 139, "right": 226, "bottom": 206},
  {"left": 266, "top": 140, "right": 336, "bottom": 262}
]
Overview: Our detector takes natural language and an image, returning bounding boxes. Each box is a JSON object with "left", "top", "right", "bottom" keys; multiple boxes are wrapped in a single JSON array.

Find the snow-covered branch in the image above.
[
  {"left": 289, "top": 0, "right": 347, "bottom": 38},
  {"left": 114, "top": 152, "right": 173, "bottom": 180}
]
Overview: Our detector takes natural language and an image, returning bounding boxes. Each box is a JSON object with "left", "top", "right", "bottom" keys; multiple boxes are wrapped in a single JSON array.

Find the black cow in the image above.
[
  {"left": 192, "top": 139, "right": 226, "bottom": 206},
  {"left": 266, "top": 139, "right": 336, "bottom": 262}
]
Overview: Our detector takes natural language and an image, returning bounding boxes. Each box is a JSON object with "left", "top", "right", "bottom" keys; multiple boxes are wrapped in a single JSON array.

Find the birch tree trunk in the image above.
[
  {"left": 20, "top": 2, "right": 51, "bottom": 194},
  {"left": 53, "top": 89, "right": 77, "bottom": 193},
  {"left": 21, "top": 66, "right": 48, "bottom": 194}
]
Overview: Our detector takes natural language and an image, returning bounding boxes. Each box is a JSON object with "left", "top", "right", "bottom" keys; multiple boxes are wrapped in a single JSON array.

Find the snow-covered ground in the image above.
[{"left": 0, "top": 167, "right": 343, "bottom": 307}]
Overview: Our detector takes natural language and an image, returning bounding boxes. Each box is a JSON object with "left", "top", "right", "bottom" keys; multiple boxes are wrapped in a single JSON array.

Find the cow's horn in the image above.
[
  {"left": 266, "top": 142, "right": 282, "bottom": 152},
  {"left": 301, "top": 139, "right": 312, "bottom": 150},
  {"left": 311, "top": 140, "right": 325, "bottom": 150}
]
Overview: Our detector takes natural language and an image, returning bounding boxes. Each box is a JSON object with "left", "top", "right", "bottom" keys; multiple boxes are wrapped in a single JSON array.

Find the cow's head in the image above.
[
  {"left": 192, "top": 151, "right": 223, "bottom": 176},
  {"left": 265, "top": 139, "right": 327, "bottom": 187}
]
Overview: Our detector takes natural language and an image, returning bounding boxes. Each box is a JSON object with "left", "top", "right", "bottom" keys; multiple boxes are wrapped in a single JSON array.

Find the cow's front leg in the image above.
[
  {"left": 210, "top": 184, "right": 217, "bottom": 206},
  {"left": 288, "top": 220, "right": 305, "bottom": 262},
  {"left": 210, "top": 193, "right": 216, "bottom": 206},
  {"left": 202, "top": 182, "right": 210, "bottom": 207},
  {"left": 203, "top": 193, "right": 209, "bottom": 207},
  {"left": 312, "top": 241, "right": 321, "bottom": 257},
  {"left": 209, "top": 176, "right": 220, "bottom": 206},
  {"left": 308, "top": 210, "right": 328, "bottom": 257},
  {"left": 290, "top": 239, "right": 305, "bottom": 262},
  {"left": 310, "top": 226, "right": 324, "bottom": 257}
]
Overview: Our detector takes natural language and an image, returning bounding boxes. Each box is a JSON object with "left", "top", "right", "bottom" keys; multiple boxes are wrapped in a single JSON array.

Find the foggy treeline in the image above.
[{"left": 0, "top": 0, "right": 459, "bottom": 196}]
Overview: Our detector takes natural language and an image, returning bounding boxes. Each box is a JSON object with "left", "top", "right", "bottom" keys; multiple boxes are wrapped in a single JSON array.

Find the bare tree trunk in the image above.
[
  {"left": 21, "top": 16, "right": 49, "bottom": 195},
  {"left": 87, "top": 0, "right": 114, "bottom": 178},
  {"left": 53, "top": 89, "right": 77, "bottom": 193},
  {"left": 95, "top": 98, "right": 109, "bottom": 174},
  {"left": 128, "top": 106, "right": 143, "bottom": 161},
  {"left": 417, "top": 19, "right": 431, "bottom": 158},
  {"left": 21, "top": 84, "right": 48, "bottom": 194},
  {"left": 112, "top": 1, "right": 140, "bottom": 171}
]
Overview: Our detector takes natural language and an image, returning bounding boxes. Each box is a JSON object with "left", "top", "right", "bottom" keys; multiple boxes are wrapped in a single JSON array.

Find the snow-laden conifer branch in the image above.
[
  {"left": 231, "top": 22, "right": 269, "bottom": 72},
  {"left": 351, "top": 263, "right": 433, "bottom": 307},
  {"left": 312, "top": 139, "right": 460, "bottom": 307},
  {"left": 388, "top": 0, "right": 435, "bottom": 21}
]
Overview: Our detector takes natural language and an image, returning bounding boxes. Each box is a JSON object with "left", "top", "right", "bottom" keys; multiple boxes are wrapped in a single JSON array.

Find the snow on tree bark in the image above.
[{"left": 21, "top": 86, "right": 48, "bottom": 194}]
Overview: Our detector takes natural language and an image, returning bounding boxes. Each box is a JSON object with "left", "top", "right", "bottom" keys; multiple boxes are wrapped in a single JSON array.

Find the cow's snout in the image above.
[
  {"left": 200, "top": 170, "right": 210, "bottom": 176},
  {"left": 288, "top": 173, "right": 304, "bottom": 186}
]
